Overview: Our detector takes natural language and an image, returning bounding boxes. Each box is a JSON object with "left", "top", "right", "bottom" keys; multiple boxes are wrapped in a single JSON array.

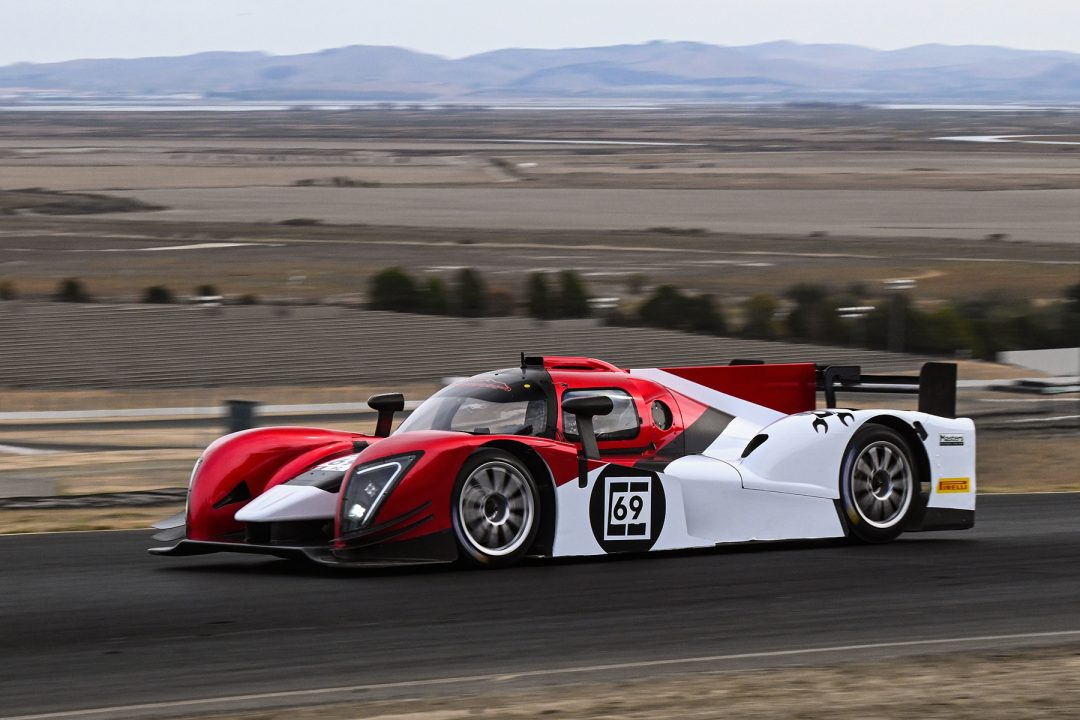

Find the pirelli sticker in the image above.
[{"left": 937, "top": 477, "right": 971, "bottom": 494}]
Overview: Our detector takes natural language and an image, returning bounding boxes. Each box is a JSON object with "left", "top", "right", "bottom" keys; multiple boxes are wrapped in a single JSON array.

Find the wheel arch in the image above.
[
  {"left": 860, "top": 414, "right": 931, "bottom": 527},
  {"left": 482, "top": 439, "right": 557, "bottom": 557}
]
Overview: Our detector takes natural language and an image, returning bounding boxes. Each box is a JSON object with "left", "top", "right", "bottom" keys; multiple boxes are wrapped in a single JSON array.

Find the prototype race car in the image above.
[{"left": 151, "top": 355, "right": 975, "bottom": 568}]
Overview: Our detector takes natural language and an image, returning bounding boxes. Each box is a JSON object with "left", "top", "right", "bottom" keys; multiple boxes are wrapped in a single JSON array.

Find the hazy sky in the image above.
[{"left": 3, "top": 0, "right": 1080, "bottom": 66}]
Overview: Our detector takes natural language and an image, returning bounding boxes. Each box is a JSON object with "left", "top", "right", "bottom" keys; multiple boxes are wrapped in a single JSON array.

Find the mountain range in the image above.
[{"left": 2, "top": 40, "right": 1079, "bottom": 103}]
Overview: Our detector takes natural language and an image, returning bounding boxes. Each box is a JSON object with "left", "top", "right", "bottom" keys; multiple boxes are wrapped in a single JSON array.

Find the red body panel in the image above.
[
  {"left": 660, "top": 363, "right": 817, "bottom": 415},
  {"left": 544, "top": 369, "right": 695, "bottom": 465},
  {"left": 332, "top": 431, "right": 587, "bottom": 544},
  {"left": 187, "top": 427, "right": 378, "bottom": 540}
]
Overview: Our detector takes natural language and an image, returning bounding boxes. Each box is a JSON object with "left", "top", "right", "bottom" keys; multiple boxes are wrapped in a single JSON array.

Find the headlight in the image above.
[{"left": 338, "top": 453, "right": 421, "bottom": 535}]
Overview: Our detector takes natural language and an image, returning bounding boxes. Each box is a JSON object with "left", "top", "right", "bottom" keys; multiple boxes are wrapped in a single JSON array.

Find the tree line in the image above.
[
  {"left": 5, "top": 273, "right": 1076, "bottom": 361},
  {"left": 368, "top": 267, "right": 590, "bottom": 319}
]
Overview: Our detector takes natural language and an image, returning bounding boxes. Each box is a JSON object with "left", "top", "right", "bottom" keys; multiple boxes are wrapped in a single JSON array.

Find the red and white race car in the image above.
[{"left": 151, "top": 355, "right": 975, "bottom": 568}]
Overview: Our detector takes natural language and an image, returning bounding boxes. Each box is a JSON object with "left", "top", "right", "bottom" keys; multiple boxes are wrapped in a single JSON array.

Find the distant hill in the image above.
[{"left": 2, "top": 40, "right": 1079, "bottom": 103}]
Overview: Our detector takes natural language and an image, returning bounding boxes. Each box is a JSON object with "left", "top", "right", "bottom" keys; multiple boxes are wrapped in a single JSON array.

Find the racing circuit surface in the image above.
[{"left": 2, "top": 493, "right": 1079, "bottom": 719}]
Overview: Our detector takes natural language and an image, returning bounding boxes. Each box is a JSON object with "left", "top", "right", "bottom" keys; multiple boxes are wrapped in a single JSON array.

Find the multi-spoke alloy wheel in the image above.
[
  {"left": 452, "top": 449, "right": 539, "bottom": 567},
  {"left": 850, "top": 440, "right": 913, "bottom": 528},
  {"left": 839, "top": 424, "right": 923, "bottom": 543}
]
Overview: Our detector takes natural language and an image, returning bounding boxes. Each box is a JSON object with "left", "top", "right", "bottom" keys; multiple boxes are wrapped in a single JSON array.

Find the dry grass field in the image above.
[{"left": 0, "top": 106, "right": 1077, "bottom": 307}]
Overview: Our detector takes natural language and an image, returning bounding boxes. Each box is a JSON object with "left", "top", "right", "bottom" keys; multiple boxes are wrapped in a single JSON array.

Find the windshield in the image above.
[{"left": 395, "top": 372, "right": 551, "bottom": 437}]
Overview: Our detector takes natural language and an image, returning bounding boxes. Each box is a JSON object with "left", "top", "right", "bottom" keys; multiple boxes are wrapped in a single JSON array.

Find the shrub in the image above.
[
  {"left": 54, "top": 278, "right": 91, "bottom": 303},
  {"left": 687, "top": 294, "right": 725, "bottom": 334},
  {"left": 421, "top": 277, "right": 450, "bottom": 315},
  {"left": 638, "top": 285, "right": 726, "bottom": 335},
  {"left": 784, "top": 283, "right": 829, "bottom": 341},
  {"left": 741, "top": 294, "right": 779, "bottom": 339},
  {"left": 526, "top": 272, "right": 553, "bottom": 319},
  {"left": 910, "top": 306, "right": 976, "bottom": 355},
  {"left": 369, "top": 268, "right": 420, "bottom": 312},
  {"left": 1065, "top": 283, "right": 1080, "bottom": 341},
  {"left": 557, "top": 271, "right": 590, "bottom": 318},
  {"left": 142, "top": 285, "right": 174, "bottom": 304},
  {"left": 196, "top": 284, "right": 219, "bottom": 298},
  {"left": 0, "top": 280, "right": 15, "bottom": 300},
  {"left": 455, "top": 268, "right": 488, "bottom": 317},
  {"left": 639, "top": 285, "right": 688, "bottom": 329},
  {"left": 238, "top": 293, "right": 260, "bottom": 305}
]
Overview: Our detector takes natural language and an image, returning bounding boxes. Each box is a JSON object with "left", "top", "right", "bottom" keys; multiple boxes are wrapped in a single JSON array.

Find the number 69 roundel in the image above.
[{"left": 588, "top": 465, "right": 666, "bottom": 553}]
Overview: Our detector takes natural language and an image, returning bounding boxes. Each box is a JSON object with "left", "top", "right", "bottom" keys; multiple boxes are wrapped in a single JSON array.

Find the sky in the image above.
[{"left": 3, "top": 0, "right": 1080, "bottom": 66}]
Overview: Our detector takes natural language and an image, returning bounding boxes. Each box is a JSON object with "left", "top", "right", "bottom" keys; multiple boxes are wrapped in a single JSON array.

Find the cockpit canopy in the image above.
[{"left": 395, "top": 371, "right": 552, "bottom": 437}]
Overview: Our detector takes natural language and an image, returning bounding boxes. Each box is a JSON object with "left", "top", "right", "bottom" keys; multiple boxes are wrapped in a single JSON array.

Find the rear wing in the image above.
[{"left": 816, "top": 362, "right": 957, "bottom": 419}]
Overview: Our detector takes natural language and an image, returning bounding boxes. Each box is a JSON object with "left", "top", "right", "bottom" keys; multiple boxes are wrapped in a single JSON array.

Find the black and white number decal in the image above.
[
  {"left": 604, "top": 478, "right": 651, "bottom": 540},
  {"left": 589, "top": 466, "right": 665, "bottom": 553}
]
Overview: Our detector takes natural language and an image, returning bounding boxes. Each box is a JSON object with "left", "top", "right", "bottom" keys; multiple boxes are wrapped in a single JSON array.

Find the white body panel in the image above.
[
  {"left": 234, "top": 484, "right": 338, "bottom": 522},
  {"left": 920, "top": 415, "right": 977, "bottom": 511},
  {"left": 550, "top": 370, "right": 975, "bottom": 557},
  {"left": 551, "top": 456, "right": 846, "bottom": 559},
  {"left": 551, "top": 467, "right": 606, "bottom": 557},
  {"left": 666, "top": 455, "right": 845, "bottom": 542}
]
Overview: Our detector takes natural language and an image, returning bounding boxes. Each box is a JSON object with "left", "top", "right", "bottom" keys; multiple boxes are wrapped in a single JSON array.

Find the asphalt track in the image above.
[{"left": 2, "top": 493, "right": 1079, "bottom": 719}]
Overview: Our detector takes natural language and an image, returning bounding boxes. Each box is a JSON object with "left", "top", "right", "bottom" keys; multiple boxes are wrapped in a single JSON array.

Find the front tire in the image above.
[
  {"left": 451, "top": 449, "right": 540, "bottom": 568},
  {"left": 839, "top": 423, "right": 920, "bottom": 543}
]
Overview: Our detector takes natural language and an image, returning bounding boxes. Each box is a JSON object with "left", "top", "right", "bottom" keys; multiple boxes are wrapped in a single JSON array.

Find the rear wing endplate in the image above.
[{"left": 816, "top": 362, "right": 957, "bottom": 418}]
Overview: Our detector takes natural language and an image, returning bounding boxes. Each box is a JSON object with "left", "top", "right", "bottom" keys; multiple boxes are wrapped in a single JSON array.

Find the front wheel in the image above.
[
  {"left": 451, "top": 449, "right": 540, "bottom": 568},
  {"left": 839, "top": 424, "right": 921, "bottom": 543}
]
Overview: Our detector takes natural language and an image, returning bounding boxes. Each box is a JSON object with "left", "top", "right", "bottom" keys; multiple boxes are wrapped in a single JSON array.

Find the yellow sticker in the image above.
[{"left": 937, "top": 478, "right": 971, "bottom": 494}]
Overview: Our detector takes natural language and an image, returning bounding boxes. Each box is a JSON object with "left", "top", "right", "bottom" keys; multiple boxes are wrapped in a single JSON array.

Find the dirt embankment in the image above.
[
  {"left": 177, "top": 644, "right": 1080, "bottom": 720},
  {"left": 0, "top": 188, "right": 165, "bottom": 215}
]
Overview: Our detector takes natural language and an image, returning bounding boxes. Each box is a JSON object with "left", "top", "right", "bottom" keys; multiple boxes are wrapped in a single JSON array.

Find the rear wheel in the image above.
[
  {"left": 451, "top": 449, "right": 539, "bottom": 568},
  {"left": 839, "top": 424, "right": 919, "bottom": 543}
]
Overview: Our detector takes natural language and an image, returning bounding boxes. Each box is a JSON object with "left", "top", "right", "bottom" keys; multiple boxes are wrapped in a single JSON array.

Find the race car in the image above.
[{"left": 150, "top": 355, "right": 976, "bottom": 568}]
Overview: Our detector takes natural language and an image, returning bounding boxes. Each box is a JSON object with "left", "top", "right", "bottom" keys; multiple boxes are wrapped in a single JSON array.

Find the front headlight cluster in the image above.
[{"left": 338, "top": 453, "right": 421, "bottom": 535}]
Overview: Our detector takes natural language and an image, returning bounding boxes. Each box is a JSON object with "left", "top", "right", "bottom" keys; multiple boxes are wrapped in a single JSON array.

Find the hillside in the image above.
[{"left": 2, "top": 40, "right": 1079, "bottom": 103}]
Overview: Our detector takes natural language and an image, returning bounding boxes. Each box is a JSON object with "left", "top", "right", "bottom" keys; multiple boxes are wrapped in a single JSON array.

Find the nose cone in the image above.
[{"left": 234, "top": 484, "right": 338, "bottom": 522}]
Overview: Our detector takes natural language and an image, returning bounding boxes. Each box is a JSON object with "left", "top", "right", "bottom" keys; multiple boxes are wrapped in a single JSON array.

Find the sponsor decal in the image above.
[
  {"left": 589, "top": 465, "right": 665, "bottom": 553},
  {"left": 937, "top": 477, "right": 971, "bottom": 494},
  {"left": 939, "top": 434, "right": 965, "bottom": 447},
  {"left": 314, "top": 453, "right": 361, "bottom": 472}
]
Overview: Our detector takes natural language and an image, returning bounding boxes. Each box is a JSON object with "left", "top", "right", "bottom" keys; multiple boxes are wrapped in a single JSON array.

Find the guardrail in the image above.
[{"left": 0, "top": 400, "right": 423, "bottom": 431}]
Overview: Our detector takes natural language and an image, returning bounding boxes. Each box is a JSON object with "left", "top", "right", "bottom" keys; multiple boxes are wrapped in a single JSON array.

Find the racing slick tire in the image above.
[
  {"left": 451, "top": 448, "right": 540, "bottom": 568},
  {"left": 839, "top": 423, "right": 920, "bottom": 543}
]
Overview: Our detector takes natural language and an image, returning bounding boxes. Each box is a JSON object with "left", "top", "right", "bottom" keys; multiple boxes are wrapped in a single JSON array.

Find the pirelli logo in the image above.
[{"left": 937, "top": 478, "right": 971, "bottom": 494}]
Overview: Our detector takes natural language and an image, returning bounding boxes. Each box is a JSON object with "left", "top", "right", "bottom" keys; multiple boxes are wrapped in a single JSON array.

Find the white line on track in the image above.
[{"left": 6, "top": 629, "right": 1080, "bottom": 720}]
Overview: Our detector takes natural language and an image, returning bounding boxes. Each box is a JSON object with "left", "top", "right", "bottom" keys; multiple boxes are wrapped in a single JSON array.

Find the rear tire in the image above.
[
  {"left": 451, "top": 449, "right": 540, "bottom": 568},
  {"left": 839, "top": 423, "right": 920, "bottom": 543}
]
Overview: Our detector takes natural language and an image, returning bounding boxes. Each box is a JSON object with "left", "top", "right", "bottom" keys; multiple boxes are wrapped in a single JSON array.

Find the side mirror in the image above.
[
  {"left": 367, "top": 393, "right": 405, "bottom": 438},
  {"left": 562, "top": 395, "right": 613, "bottom": 487}
]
